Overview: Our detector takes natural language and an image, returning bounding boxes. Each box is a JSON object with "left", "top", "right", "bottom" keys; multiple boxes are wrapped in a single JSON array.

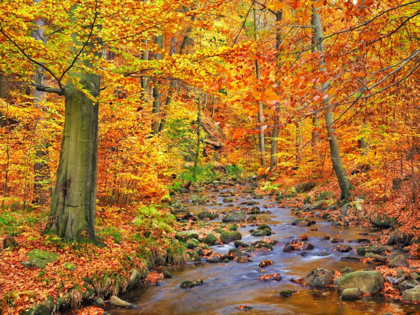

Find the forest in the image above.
[{"left": 0, "top": 0, "right": 419, "bottom": 314}]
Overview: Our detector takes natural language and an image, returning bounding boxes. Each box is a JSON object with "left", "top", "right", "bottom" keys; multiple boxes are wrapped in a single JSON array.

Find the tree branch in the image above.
[{"left": 36, "top": 85, "right": 64, "bottom": 95}]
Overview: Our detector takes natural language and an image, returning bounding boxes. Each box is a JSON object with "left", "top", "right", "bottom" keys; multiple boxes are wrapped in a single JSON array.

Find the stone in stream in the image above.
[
  {"left": 220, "top": 231, "right": 242, "bottom": 244},
  {"left": 186, "top": 238, "right": 200, "bottom": 249},
  {"left": 330, "top": 235, "right": 344, "bottom": 243},
  {"left": 109, "top": 296, "right": 135, "bottom": 308},
  {"left": 399, "top": 279, "right": 419, "bottom": 293},
  {"left": 248, "top": 207, "right": 261, "bottom": 214},
  {"left": 365, "top": 253, "right": 387, "bottom": 263},
  {"left": 335, "top": 245, "right": 352, "bottom": 253},
  {"left": 280, "top": 290, "right": 298, "bottom": 297},
  {"left": 402, "top": 285, "right": 420, "bottom": 302},
  {"left": 207, "top": 256, "right": 221, "bottom": 263},
  {"left": 198, "top": 211, "right": 219, "bottom": 220},
  {"left": 204, "top": 233, "right": 217, "bottom": 245},
  {"left": 93, "top": 297, "right": 104, "bottom": 306},
  {"left": 388, "top": 254, "right": 409, "bottom": 268},
  {"left": 223, "top": 197, "right": 235, "bottom": 203},
  {"left": 228, "top": 248, "right": 250, "bottom": 259},
  {"left": 338, "top": 266, "right": 355, "bottom": 275},
  {"left": 222, "top": 212, "right": 244, "bottom": 223},
  {"left": 237, "top": 257, "right": 252, "bottom": 263},
  {"left": 194, "top": 247, "right": 204, "bottom": 256},
  {"left": 234, "top": 240, "right": 250, "bottom": 248},
  {"left": 303, "top": 268, "right": 334, "bottom": 288},
  {"left": 247, "top": 215, "right": 257, "bottom": 222},
  {"left": 180, "top": 279, "right": 204, "bottom": 289},
  {"left": 186, "top": 251, "right": 201, "bottom": 262},
  {"left": 292, "top": 219, "right": 313, "bottom": 227},
  {"left": 258, "top": 260, "right": 273, "bottom": 268},
  {"left": 252, "top": 242, "right": 273, "bottom": 251},
  {"left": 340, "top": 256, "right": 361, "bottom": 262},
  {"left": 341, "top": 288, "right": 362, "bottom": 301},
  {"left": 336, "top": 271, "right": 384, "bottom": 294},
  {"left": 356, "top": 246, "right": 387, "bottom": 256},
  {"left": 163, "top": 271, "right": 173, "bottom": 278}
]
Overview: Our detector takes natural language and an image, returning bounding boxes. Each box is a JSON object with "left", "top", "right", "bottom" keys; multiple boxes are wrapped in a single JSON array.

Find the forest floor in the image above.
[{"left": 1, "top": 176, "right": 420, "bottom": 314}]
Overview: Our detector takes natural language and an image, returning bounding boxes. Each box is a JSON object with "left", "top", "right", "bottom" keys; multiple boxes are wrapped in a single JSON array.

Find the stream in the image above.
[{"left": 109, "top": 181, "right": 420, "bottom": 315}]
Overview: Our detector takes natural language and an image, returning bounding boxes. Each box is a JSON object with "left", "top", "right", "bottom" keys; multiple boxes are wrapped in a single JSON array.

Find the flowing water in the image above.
[{"left": 109, "top": 183, "right": 420, "bottom": 315}]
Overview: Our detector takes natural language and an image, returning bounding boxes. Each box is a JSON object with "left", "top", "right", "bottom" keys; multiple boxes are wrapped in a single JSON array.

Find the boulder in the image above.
[
  {"left": 237, "top": 257, "right": 252, "bottom": 263},
  {"left": 280, "top": 290, "right": 298, "bottom": 297},
  {"left": 180, "top": 279, "right": 204, "bottom": 289},
  {"left": 223, "top": 197, "right": 235, "bottom": 203},
  {"left": 338, "top": 266, "right": 355, "bottom": 275},
  {"left": 399, "top": 279, "right": 419, "bottom": 293},
  {"left": 336, "top": 245, "right": 352, "bottom": 253},
  {"left": 204, "top": 233, "right": 217, "bottom": 245},
  {"left": 304, "top": 268, "right": 334, "bottom": 288},
  {"left": 23, "top": 249, "right": 59, "bottom": 269},
  {"left": 336, "top": 271, "right": 384, "bottom": 294},
  {"left": 310, "top": 199, "right": 327, "bottom": 210},
  {"left": 248, "top": 207, "right": 261, "bottom": 214},
  {"left": 93, "top": 298, "right": 105, "bottom": 306},
  {"left": 341, "top": 288, "right": 362, "bottom": 301},
  {"left": 330, "top": 235, "right": 344, "bottom": 243},
  {"left": 389, "top": 254, "right": 409, "bottom": 268},
  {"left": 292, "top": 219, "right": 313, "bottom": 227},
  {"left": 365, "top": 253, "right": 387, "bottom": 263},
  {"left": 186, "top": 238, "right": 200, "bottom": 249},
  {"left": 109, "top": 296, "right": 135, "bottom": 308},
  {"left": 198, "top": 211, "right": 219, "bottom": 220},
  {"left": 175, "top": 231, "right": 199, "bottom": 241},
  {"left": 220, "top": 231, "right": 242, "bottom": 244},
  {"left": 402, "top": 285, "right": 420, "bottom": 302},
  {"left": 234, "top": 240, "right": 250, "bottom": 248},
  {"left": 293, "top": 182, "right": 316, "bottom": 193},
  {"left": 356, "top": 246, "right": 387, "bottom": 256},
  {"left": 222, "top": 212, "right": 244, "bottom": 223},
  {"left": 163, "top": 271, "right": 173, "bottom": 278}
]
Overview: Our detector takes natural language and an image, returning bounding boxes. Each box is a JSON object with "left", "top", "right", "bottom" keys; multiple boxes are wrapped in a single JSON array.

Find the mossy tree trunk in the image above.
[
  {"left": 45, "top": 5, "right": 100, "bottom": 240},
  {"left": 312, "top": 5, "right": 351, "bottom": 200}
]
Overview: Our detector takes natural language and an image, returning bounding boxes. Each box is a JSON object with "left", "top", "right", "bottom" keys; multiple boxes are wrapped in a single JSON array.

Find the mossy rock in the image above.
[
  {"left": 252, "top": 193, "right": 264, "bottom": 199},
  {"left": 222, "top": 197, "right": 235, "bottom": 203},
  {"left": 336, "top": 271, "right": 384, "bottom": 294},
  {"left": 338, "top": 266, "right": 355, "bottom": 275},
  {"left": 180, "top": 279, "right": 204, "bottom": 289},
  {"left": 293, "top": 182, "right": 316, "bottom": 193},
  {"left": 234, "top": 240, "right": 250, "bottom": 248},
  {"left": 229, "top": 224, "right": 238, "bottom": 231},
  {"left": 190, "top": 195, "right": 208, "bottom": 205},
  {"left": 371, "top": 215, "right": 395, "bottom": 229},
  {"left": 63, "top": 262, "right": 77, "bottom": 271},
  {"left": 220, "top": 231, "right": 242, "bottom": 244},
  {"left": 310, "top": 199, "right": 327, "bottom": 210},
  {"left": 389, "top": 254, "right": 409, "bottom": 268},
  {"left": 22, "top": 295, "right": 55, "bottom": 315},
  {"left": 356, "top": 246, "right": 387, "bottom": 256},
  {"left": 251, "top": 229, "right": 271, "bottom": 237},
  {"left": 186, "top": 238, "right": 200, "bottom": 249},
  {"left": 316, "top": 191, "right": 335, "bottom": 201},
  {"left": 253, "top": 242, "right": 273, "bottom": 251},
  {"left": 222, "top": 212, "right": 244, "bottom": 223},
  {"left": 280, "top": 290, "right": 297, "bottom": 297},
  {"left": 24, "top": 249, "right": 59, "bottom": 269},
  {"left": 204, "top": 233, "right": 217, "bottom": 245},
  {"left": 186, "top": 251, "right": 201, "bottom": 262},
  {"left": 321, "top": 212, "right": 331, "bottom": 220},
  {"left": 163, "top": 271, "right": 173, "bottom": 278},
  {"left": 197, "top": 211, "right": 219, "bottom": 220},
  {"left": 402, "top": 285, "right": 420, "bottom": 302},
  {"left": 175, "top": 231, "right": 199, "bottom": 241}
]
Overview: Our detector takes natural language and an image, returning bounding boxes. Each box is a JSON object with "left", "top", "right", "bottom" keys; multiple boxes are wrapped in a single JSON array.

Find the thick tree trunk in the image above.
[
  {"left": 0, "top": 73, "right": 9, "bottom": 205},
  {"left": 312, "top": 5, "right": 351, "bottom": 200},
  {"left": 46, "top": 83, "right": 99, "bottom": 240},
  {"left": 45, "top": 4, "right": 100, "bottom": 240}
]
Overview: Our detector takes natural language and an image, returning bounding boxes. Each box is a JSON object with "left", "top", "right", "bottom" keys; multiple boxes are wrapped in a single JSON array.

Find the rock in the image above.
[
  {"left": 283, "top": 243, "right": 293, "bottom": 252},
  {"left": 247, "top": 215, "right": 257, "bottom": 222},
  {"left": 310, "top": 199, "right": 327, "bottom": 210},
  {"left": 330, "top": 235, "right": 344, "bottom": 243},
  {"left": 0, "top": 235, "right": 18, "bottom": 250},
  {"left": 413, "top": 272, "right": 420, "bottom": 281},
  {"left": 292, "top": 219, "right": 312, "bottom": 227},
  {"left": 194, "top": 247, "right": 204, "bottom": 256},
  {"left": 293, "top": 182, "right": 316, "bottom": 193},
  {"left": 258, "top": 260, "right": 273, "bottom": 268},
  {"left": 341, "top": 203, "right": 350, "bottom": 216},
  {"left": 223, "top": 197, "right": 235, "bottom": 203},
  {"left": 129, "top": 268, "right": 141, "bottom": 286},
  {"left": 190, "top": 195, "right": 208, "bottom": 205},
  {"left": 23, "top": 249, "right": 59, "bottom": 269},
  {"left": 228, "top": 249, "right": 250, "bottom": 258},
  {"left": 340, "top": 256, "right": 361, "bottom": 262},
  {"left": 304, "top": 268, "right": 334, "bottom": 288},
  {"left": 365, "top": 253, "right": 387, "bottom": 263},
  {"left": 389, "top": 254, "right": 409, "bottom": 268},
  {"left": 248, "top": 207, "right": 261, "bottom": 214},
  {"left": 336, "top": 245, "right": 352, "bottom": 253},
  {"left": 399, "top": 279, "right": 419, "bottom": 293},
  {"left": 402, "top": 285, "right": 420, "bottom": 302},
  {"left": 341, "top": 288, "right": 362, "bottom": 301},
  {"left": 336, "top": 271, "right": 384, "bottom": 294},
  {"left": 63, "top": 262, "right": 77, "bottom": 271},
  {"left": 198, "top": 211, "right": 219, "bottom": 220},
  {"left": 186, "top": 238, "right": 200, "bottom": 249},
  {"left": 220, "top": 231, "right": 242, "bottom": 244},
  {"left": 109, "top": 296, "right": 135, "bottom": 308},
  {"left": 252, "top": 242, "right": 273, "bottom": 251},
  {"left": 338, "top": 266, "right": 355, "bottom": 274},
  {"left": 237, "top": 257, "right": 252, "bottom": 263},
  {"left": 204, "top": 233, "right": 217, "bottom": 246},
  {"left": 229, "top": 224, "right": 238, "bottom": 231},
  {"left": 234, "top": 240, "right": 250, "bottom": 248},
  {"left": 356, "top": 246, "right": 387, "bottom": 256},
  {"left": 280, "top": 290, "right": 298, "bottom": 297},
  {"left": 236, "top": 305, "right": 253, "bottom": 311},
  {"left": 222, "top": 212, "right": 244, "bottom": 223},
  {"left": 163, "top": 271, "right": 173, "bottom": 278},
  {"left": 251, "top": 229, "right": 271, "bottom": 237},
  {"left": 93, "top": 297, "right": 105, "bottom": 306},
  {"left": 175, "top": 231, "right": 199, "bottom": 241},
  {"left": 186, "top": 251, "right": 201, "bottom": 262},
  {"left": 371, "top": 215, "right": 394, "bottom": 229},
  {"left": 180, "top": 279, "right": 204, "bottom": 289},
  {"left": 207, "top": 256, "right": 221, "bottom": 263},
  {"left": 242, "top": 201, "right": 259, "bottom": 205},
  {"left": 321, "top": 212, "right": 330, "bottom": 220}
]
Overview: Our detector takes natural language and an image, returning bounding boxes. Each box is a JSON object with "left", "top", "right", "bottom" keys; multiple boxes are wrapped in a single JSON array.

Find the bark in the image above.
[
  {"left": 270, "top": 10, "right": 283, "bottom": 171},
  {"left": 45, "top": 5, "right": 100, "bottom": 240},
  {"left": 254, "top": 5, "right": 265, "bottom": 167},
  {"left": 312, "top": 5, "right": 351, "bottom": 200},
  {"left": 0, "top": 73, "right": 9, "bottom": 205},
  {"left": 193, "top": 94, "right": 202, "bottom": 181},
  {"left": 32, "top": 6, "right": 50, "bottom": 205},
  {"left": 151, "top": 35, "right": 163, "bottom": 134}
]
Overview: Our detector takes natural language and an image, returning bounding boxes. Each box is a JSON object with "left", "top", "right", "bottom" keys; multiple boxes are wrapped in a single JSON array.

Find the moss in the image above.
[{"left": 25, "top": 249, "right": 59, "bottom": 269}]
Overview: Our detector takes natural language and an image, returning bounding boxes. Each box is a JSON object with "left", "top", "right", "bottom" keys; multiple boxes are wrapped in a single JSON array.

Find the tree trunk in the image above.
[
  {"left": 32, "top": 6, "right": 50, "bottom": 205},
  {"left": 254, "top": 5, "right": 265, "bottom": 167},
  {"left": 151, "top": 35, "right": 163, "bottom": 134},
  {"left": 45, "top": 5, "right": 100, "bottom": 240},
  {"left": 270, "top": 10, "right": 283, "bottom": 171},
  {"left": 0, "top": 73, "right": 9, "bottom": 206},
  {"left": 312, "top": 5, "right": 351, "bottom": 200}
]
